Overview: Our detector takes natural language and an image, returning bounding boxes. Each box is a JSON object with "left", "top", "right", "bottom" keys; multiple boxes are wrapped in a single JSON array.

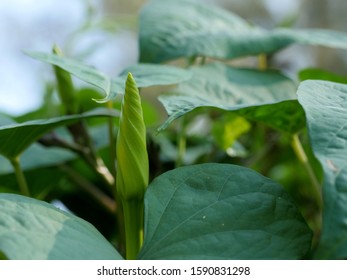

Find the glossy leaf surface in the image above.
[{"left": 139, "top": 163, "right": 312, "bottom": 259}]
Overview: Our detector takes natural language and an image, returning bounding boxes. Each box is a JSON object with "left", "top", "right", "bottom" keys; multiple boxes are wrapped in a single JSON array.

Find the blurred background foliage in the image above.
[
  {"left": 0, "top": 0, "right": 346, "bottom": 247},
  {"left": 2, "top": 0, "right": 347, "bottom": 115}
]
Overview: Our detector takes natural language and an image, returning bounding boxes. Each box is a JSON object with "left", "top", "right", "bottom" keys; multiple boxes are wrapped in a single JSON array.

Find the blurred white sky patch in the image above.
[
  {"left": 263, "top": 0, "right": 300, "bottom": 22},
  {"left": 0, "top": 0, "right": 137, "bottom": 116},
  {"left": 0, "top": 0, "right": 311, "bottom": 116},
  {"left": 0, "top": 0, "right": 85, "bottom": 115}
]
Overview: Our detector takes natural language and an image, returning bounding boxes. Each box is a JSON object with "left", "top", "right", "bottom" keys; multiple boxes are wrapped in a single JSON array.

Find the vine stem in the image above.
[
  {"left": 107, "top": 101, "right": 117, "bottom": 180},
  {"left": 59, "top": 165, "right": 116, "bottom": 213},
  {"left": 291, "top": 134, "right": 323, "bottom": 210},
  {"left": 258, "top": 54, "right": 267, "bottom": 70},
  {"left": 175, "top": 56, "right": 204, "bottom": 167},
  {"left": 122, "top": 198, "right": 143, "bottom": 260},
  {"left": 175, "top": 116, "right": 186, "bottom": 167},
  {"left": 10, "top": 157, "right": 30, "bottom": 196},
  {"left": 106, "top": 100, "right": 126, "bottom": 255}
]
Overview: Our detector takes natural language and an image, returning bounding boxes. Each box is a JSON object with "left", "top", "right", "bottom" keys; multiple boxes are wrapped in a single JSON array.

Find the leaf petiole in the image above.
[
  {"left": 291, "top": 133, "right": 322, "bottom": 210},
  {"left": 10, "top": 157, "right": 30, "bottom": 197}
]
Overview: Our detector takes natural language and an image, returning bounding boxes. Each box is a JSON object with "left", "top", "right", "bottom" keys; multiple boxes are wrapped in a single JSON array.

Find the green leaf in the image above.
[
  {"left": 0, "top": 144, "right": 74, "bottom": 175},
  {"left": 299, "top": 68, "right": 347, "bottom": 84},
  {"left": 237, "top": 100, "right": 306, "bottom": 133},
  {"left": 0, "top": 250, "right": 8, "bottom": 260},
  {"left": 140, "top": 0, "right": 347, "bottom": 62},
  {"left": 0, "top": 108, "right": 118, "bottom": 159},
  {"left": 158, "top": 62, "right": 297, "bottom": 131},
  {"left": 119, "top": 63, "right": 192, "bottom": 89},
  {"left": 139, "top": 163, "right": 312, "bottom": 259},
  {"left": 212, "top": 114, "right": 251, "bottom": 151},
  {"left": 297, "top": 80, "right": 347, "bottom": 259},
  {"left": 27, "top": 52, "right": 191, "bottom": 102},
  {"left": 0, "top": 125, "right": 112, "bottom": 176},
  {"left": 27, "top": 51, "right": 114, "bottom": 97},
  {"left": 0, "top": 193, "right": 122, "bottom": 259}
]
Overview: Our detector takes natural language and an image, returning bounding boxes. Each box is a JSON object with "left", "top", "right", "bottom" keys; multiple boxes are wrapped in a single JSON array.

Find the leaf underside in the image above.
[{"left": 158, "top": 62, "right": 303, "bottom": 133}]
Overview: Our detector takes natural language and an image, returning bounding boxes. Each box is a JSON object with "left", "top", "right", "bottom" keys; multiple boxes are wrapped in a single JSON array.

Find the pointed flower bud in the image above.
[{"left": 116, "top": 73, "right": 149, "bottom": 200}]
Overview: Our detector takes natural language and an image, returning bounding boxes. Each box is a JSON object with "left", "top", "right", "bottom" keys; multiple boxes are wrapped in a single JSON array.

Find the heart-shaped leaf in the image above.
[
  {"left": 158, "top": 62, "right": 299, "bottom": 131},
  {"left": 27, "top": 52, "right": 191, "bottom": 102},
  {"left": 139, "top": 0, "right": 347, "bottom": 63},
  {"left": 0, "top": 193, "right": 122, "bottom": 259},
  {"left": 297, "top": 80, "right": 347, "bottom": 259},
  {"left": 139, "top": 163, "right": 312, "bottom": 259}
]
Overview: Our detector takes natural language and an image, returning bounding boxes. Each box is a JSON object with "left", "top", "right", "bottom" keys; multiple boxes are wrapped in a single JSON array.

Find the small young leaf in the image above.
[
  {"left": 139, "top": 163, "right": 312, "bottom": 259},
  {"left": 212, "top": 114, "right": 251, "bottom": 151},
  {"left": 0, "top": 193, "right": 122, "bottom": 259}
]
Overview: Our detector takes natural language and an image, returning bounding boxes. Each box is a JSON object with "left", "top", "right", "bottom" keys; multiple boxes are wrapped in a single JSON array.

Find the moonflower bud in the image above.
[
  {"left": 116, "top": 73, "right": 149, "bottom": 201},
  {"left": 116, "top": 72, "right": 149, "bottom": 259}
]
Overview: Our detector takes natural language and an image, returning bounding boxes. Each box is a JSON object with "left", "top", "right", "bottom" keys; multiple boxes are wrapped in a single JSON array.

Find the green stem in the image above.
[
  {"left": 39, "top": 132, "right": 114, "bottom": 187},
  {"left": 105, "top": 101, "right": 126, "bottom": 254},
  {"left": 59, "top": 165, "right": 116, "bottom": 214},
  {"left": 122, "top": 198, "right": 144, "bottom": 260},
  {"left": 186, "top": 56, "right": 197, "bottom": 67},
  {"left": 175, "top": 116, "right": 186, "bottom": 167},
  {"left": 107, "top": 101, "right": 117, "bottom": 180},
  {"left": 291, "top": 134, "right": 322, "bottom": 210},
  {"left": 258, "top": 54, "right": 267, "bottom": 71},
  {"left": 10, "top": 157, "right": 30, "bottom": 196}
]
